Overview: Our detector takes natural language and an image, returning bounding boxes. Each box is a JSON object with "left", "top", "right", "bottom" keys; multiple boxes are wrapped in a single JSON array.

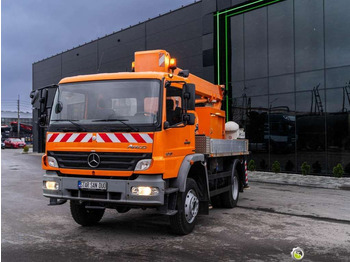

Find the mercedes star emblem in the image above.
[{"left": 87, "top": 153, "right": 100, "bottom": 168}]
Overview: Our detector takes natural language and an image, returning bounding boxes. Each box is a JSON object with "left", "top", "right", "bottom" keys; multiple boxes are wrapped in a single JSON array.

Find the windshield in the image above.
[
  {"left": 10, "top": 139, "right": 22, "bottom": 142},
  {"left": 50, "top": 79, "right": 161, "bottom": 131}
]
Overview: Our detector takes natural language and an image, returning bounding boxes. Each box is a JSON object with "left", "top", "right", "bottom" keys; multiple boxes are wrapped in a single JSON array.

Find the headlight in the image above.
[
  {"left": 131, "top": 186, "right": 159, "bottom": 196},
  {"left": 44, "top": 181, "right": 59, "bottom": 190},
  {"left": 47, "top": 156, "right": 58, "bottom": 168},
  {"left": 134, "top": 159, "right": 152, "bottom": 171}
]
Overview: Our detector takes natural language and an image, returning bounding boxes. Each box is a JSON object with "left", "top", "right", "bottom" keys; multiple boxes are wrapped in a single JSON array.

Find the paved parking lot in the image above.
[{"left": 2, "top": 149, "right": 350, "bottom": 261}]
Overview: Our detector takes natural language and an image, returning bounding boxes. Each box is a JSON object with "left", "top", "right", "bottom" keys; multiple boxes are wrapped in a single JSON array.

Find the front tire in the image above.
[
  {"left": 170, "top": 178, "right": 200, "bottom": 235},
  {"left": 70, "top": 201, "right": 105, "bottom": 226}
]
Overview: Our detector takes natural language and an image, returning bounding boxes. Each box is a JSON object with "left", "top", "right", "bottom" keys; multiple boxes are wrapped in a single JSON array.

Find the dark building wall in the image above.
[
  {"left": 32, "top": 2, "right": 209, "bottom": 86},
  {"left": 32, "top": 0, "right": 350, "bottom": 176},
  {"left": 229, "top": 0, "right": 350, "bottom": 175}
]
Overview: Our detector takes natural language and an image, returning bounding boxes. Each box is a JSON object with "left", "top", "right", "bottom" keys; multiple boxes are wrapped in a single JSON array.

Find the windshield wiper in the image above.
[
  {"left": 51, "top": 119, "right": 87, "bottom": 132},
  {"left": 92, "top": 119, "right": 139, "bottom": 132}
]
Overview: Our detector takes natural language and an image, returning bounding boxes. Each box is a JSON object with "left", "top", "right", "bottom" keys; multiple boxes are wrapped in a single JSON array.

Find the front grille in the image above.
[
  {"left": 48, "top": 151, "right": 151, "bottom": 171},
  {"left": 68, "top": 190, "right": 121, "bottom": 200}
]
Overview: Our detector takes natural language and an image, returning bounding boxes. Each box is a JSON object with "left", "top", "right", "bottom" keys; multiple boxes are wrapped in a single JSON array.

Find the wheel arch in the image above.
[{"left": 170, "top": 154, "right": 209, "bottom": 202}]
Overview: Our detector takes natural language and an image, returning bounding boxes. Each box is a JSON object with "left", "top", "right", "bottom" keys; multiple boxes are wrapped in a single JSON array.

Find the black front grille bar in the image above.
[{"left": 48, "top": 151, "right": 152, "bottom": 171}]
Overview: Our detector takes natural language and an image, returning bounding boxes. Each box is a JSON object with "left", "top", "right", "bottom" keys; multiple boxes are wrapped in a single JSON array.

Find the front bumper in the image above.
[{"left": 43, "top": 171, "right": 165, "bottom": 206}]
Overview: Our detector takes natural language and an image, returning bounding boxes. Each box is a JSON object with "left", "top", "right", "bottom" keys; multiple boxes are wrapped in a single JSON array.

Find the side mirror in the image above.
[
  {"left": 182, "top": 84, "right": 195, "bottom": 110},
  {"left": 183, "top": 113, "right": 195, "bottom": 125},
  {"left": 30, "top": 90, "right": 40, "bottom": 105},
  {"left": 163, "top": 121, "right": 170, "bottom": 130},
  {"left": 55, "top": 102, "right": 63, "bottom": 114}
]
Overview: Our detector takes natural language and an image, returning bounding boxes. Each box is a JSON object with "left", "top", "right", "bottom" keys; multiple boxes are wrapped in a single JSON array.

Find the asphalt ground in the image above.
[{"left": 2, "top": 149, "right": 350, "bottom": 261}]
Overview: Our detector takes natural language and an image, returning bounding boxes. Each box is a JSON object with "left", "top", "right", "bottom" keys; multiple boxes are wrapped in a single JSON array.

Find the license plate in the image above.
[{"left": 78, "top": 181, "right": 107, "bottom": 191}]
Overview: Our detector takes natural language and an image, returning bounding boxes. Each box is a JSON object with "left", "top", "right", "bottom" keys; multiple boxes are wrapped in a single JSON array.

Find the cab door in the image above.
[{"left": 161, "top": 84, "right": 195, "bottom": 179}]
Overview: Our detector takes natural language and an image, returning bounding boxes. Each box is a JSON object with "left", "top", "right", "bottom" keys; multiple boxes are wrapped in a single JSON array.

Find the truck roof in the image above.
[{"left": 59, "top": 72, "right": 169, "bottom": 84}]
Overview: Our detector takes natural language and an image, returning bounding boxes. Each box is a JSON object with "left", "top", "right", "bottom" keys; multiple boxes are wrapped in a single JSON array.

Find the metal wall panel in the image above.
[
  {"left": 145, "top": 4, "right": 202, "bottom": 36},
  {"left": 295, "top": 0, "right": 324, "bottom": 72},
  {"left": 202, "top": 0, "right": 217, "bottom": 14},
  {"left": 325, "top": 0, "right": 350, "bottom": 68},
  {"left": 98, "top": 24, "right": 146, "bottom": 73},
  {"left": 269, "top": 74, "right": 294, "bottom": 94},
  {"left": 217, "top": 0, "right": 231, "bottom": 10},
  {"left": 325, "top": 65, "right": 350, "bottom": 89},
  {"left": 230, "top": 15, "right": 244, "bottom": 82},
  {"left": 33, "top": 55, "right": 61, "bottom": 88},
  {"left": 296, "top": 70, "right": 324, "bottom": 92},
  {"left": 244, "top": 8, "right": 268, "bottom": 79},
  {"left": 61, "top": 42, "right": 98, "bottom": 77},
  {"left": 268, "top": 0, "right": 294, "bottom": 76}
]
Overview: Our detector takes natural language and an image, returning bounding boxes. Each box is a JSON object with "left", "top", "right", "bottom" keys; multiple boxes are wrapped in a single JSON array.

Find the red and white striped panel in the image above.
[
  {"left": 46, "top": 133, "right": 154, "bottom": 143},
  {"left": 96, "top": 133, "right": 153, "bottom": 143},
  {"left": 47, "top": 133, "right": 93, "bottom": 143},
  {"left": 159, "top": 53, "right": 165, "bottom": 67},
  {"left": 245, "top": 160, "right": 248, "bottom": 185}
]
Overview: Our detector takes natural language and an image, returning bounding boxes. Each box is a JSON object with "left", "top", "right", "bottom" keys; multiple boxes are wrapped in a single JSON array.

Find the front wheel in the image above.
[
  {"left": 221, "top": 171, "right": 240, "bottom": 208},
  {"left": 70, "top": 201, "right": 105, "bottom": 226},
  {"left": 169, "top": 178, "right": 200, "bottom": 235}
]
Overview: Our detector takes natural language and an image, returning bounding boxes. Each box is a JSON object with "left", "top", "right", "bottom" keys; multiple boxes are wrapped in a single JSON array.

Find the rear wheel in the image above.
[
  {"left": 70, "top": 201, "right": 105, "bottom": 226},
  {"left": 170, "top": 178, "right": 199, "bottom": 235},
  {"left": 221, "top": 171, "right": 240, "bottom": 208}
]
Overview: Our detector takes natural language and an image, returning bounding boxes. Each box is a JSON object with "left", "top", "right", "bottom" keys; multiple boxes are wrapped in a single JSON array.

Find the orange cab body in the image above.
[{"left": 42, "top": 50, "right": 225, "bottom": 180}]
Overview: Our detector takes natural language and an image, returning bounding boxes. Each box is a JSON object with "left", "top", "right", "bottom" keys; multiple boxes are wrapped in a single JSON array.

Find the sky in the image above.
[{"left": 1, "top": 0, "right": 196, "bottom": 112}]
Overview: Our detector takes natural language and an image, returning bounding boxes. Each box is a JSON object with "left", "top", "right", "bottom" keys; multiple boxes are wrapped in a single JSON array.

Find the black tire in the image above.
[
  {"left": 210, "top": 195, "right": 222, "bottom": 208},
  {"left": 70, "top": 201, "right": 105, "bottom": 226},
  {"left": 170, "top": 178, "right": 200, "bottom": 235},
  {"left": 221, "top": 170, "right": 240, "bottom": 208}
]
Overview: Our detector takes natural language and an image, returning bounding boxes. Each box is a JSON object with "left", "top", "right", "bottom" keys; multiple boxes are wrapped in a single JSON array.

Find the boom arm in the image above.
[{"left": 174, "top": 68, "right": 224, "bottom": 109}]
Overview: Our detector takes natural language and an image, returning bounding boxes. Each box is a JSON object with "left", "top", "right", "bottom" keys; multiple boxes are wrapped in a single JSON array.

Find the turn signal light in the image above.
[
  {"left": 135, "top": 159, "right": 152, "bottom": 171},
  {"left": 47, "top": 156, "right": 58, "bottom": 168},
  {"left": 131, "top": 61, "right": 135, "bottom": 72}
]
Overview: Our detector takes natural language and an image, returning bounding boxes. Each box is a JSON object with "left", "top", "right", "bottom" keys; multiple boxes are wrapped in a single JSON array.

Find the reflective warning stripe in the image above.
[
  {"left": 159, "top": 53, "right": 165, "bottom": 67},
  {"left": 46, "top": 133, "right": 154, "bottom": 143},
  {"left": 96, "top": 133, "right": 153, "bottom": 143},
  {"left": 245, "top": 160, "right": 248, "bottom": 185}
]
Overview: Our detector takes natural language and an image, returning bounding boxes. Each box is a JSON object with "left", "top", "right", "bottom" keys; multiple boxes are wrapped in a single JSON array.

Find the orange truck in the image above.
[{"left": 31, "top": 50, "right": 249, "bottom": 235}]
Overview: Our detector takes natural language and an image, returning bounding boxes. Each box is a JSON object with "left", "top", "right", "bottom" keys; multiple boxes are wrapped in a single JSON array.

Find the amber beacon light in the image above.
[{"left": 169, "top": 58, "right": 177, "bottom": 70}]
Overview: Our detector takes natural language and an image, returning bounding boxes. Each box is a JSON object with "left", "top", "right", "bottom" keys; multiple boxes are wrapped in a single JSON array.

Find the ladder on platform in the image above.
[{"left": 311, "top": 84, "right": 323, "bottom": 114}]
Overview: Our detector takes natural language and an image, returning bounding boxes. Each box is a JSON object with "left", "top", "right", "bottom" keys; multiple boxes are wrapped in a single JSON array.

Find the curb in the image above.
[
  {"left": 248, "top": 179, "right": 341, "bottom": 190},
  {"left": 248, "top": 171, "right": 350, "bottom": 190}
]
